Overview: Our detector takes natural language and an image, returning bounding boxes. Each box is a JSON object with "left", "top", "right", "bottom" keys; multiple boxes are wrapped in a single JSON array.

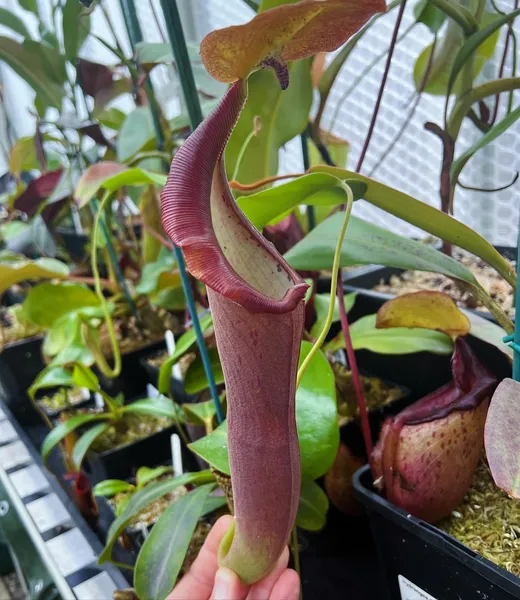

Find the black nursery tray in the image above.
[{"left": 353, "top": 465, "right": 520, "bottom": 600}]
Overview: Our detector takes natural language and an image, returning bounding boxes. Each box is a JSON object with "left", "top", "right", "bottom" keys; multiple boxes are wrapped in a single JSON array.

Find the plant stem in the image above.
[
  {"left": 291, "top": 526, "right": 302, "bottom": 600},
  {"left": 471, "top": 284, "right": 514, "bottom": 333},
  {"left": 297, "top": 183, "right": 354, "bottom": 386},
  {"left": 229, "top": 173, "right": 304, "bottom": 192},
  {"left": 428, "top": 0, "right": 478, "bottom": 34},
  {"left": 355, "top": 0, "right": 408, "bottom": 172}
]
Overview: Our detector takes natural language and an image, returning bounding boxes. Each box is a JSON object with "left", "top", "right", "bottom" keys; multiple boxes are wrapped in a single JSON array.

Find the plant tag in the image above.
[
  {"left": 398, "top": 575, "right": 437, "bottom": 600},
  {"left": 94, "top": 392, "right": 104, "bottom": 409},
  {"left": 171, "top": 433, "right": 183, "bottom": 476},
  {"left": 165, "top": 330, "right": 182, "bottom": 380},
  {"left": 147, "top": 383, "right": 160, "bottom": 398},
  {"left": 26, "top": 493, "right": 71, "bottom": 533}
]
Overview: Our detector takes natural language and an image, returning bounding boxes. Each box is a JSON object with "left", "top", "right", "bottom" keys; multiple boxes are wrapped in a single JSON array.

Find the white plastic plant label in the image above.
[{"left": 399, "top": 575, "right": 437, "bottom": 600}]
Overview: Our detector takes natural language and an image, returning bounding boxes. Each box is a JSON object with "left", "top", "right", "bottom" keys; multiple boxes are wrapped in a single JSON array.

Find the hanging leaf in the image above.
[
  {"left": 99, "top": 471, "right": 216, "bottom": 563},
  {"left": 295, "top": 480, "right": 329, "bottom": 531},
  {"left": 0, "top": 8, "right": 31, "bottom": 38},
  {"left": 414, "top": 0, "right": 446, "bottom": 34},
  {"left": 117, "top": 107, "right": 156, "bottom": 163},
  {"left": 13, "top": 169, "right": 64, "bottom": 220},
  {"left": 93, "top": 480, "right": 135, "bottom": 497},
  {"left": 376, "top": 291, "right": 471, "bottom": 339},
  {"left": 0, "top": 254, "right": 69, "bottom": 296},
  {"left": 485, "top": 378, "right": 520, "bottom": 498},
  {"left": 135, "top": 484, "right": 214, "bottom": 600},
  {"left": 72, "top": 423, "right": 111, "bottom": 470},
  {"left": 62, "top": 0, "right": 91, "bottom": 63}
]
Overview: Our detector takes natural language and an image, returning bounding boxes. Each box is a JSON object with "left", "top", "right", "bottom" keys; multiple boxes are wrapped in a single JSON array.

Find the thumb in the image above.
[{"left": 211, "top": 567, "right": 249, "bottom": 600}]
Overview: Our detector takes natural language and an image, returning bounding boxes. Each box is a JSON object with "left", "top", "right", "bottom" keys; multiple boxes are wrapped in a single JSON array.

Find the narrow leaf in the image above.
[
  {"left": 93, "top": 480, "right": 135, "bottom": 497},
  {"left": 72, "top": 423, "right": 111, "bottom": 470},
  {"left": 296, "top": 480, "right": 329, "bottom": 531}
]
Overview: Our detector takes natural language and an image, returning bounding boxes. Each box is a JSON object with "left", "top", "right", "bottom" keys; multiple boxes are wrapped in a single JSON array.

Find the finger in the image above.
[
  {"left": 246, "top": 547, "right": 290, "bottom": 600},
  {"left": 168, "top": 515, "right": 234, "bottom": 600},
  {"left": 269, "top": 569, "right": 300, "bottom": 600},
  {"left": 211, "top": 567, "right": 249, "bottom": 600}
]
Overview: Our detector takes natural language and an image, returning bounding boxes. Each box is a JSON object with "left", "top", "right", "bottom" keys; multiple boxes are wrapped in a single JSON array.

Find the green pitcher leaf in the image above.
[
  {"left": 296, "top": 480, "right": 329, "bottom": 532},
  {"left": 0, "top": 255, "right": 69, "bottom": 296},
  {"left": 99, "top": 471, "right": 216, "bottom": 563},
  {"left": 72, "top": 423, "right": 111, "bottom": 470},
  {"left": 134, "top": 484, "right": 214, "bottom": 600},
  {"left": 182, "top": 400, "right": 217, "bottom": 427}
]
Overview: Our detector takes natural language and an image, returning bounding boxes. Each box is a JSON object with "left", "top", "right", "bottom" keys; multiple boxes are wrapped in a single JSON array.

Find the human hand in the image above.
[{"left": 168, "top": 515, "right": 300, "bottom": 600}]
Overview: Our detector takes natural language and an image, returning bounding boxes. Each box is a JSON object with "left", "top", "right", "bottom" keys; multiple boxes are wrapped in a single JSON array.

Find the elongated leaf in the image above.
[
  {"left": 135, "top": 484, "right": 214, "bottom": 600},
  {"left": 0, "top": 255, "right": 69, "bottom": 296},
  {"left": 117, "top": 107, "right": 156, "bottom": 163},
  {"left": 296, "top": 480, "right": 329, "bottom": 531},
  {"left": 308, "top": 166, "right": 517, "bottom": 287},
  {"left": 99, "top": 471, "right": 216, "bottom": 563},
  {"left": 136, "top": 466, "right": 173, "bottom": 489},
  {"left": 158, "top": 313, "right": 214, "bottom": 395},
  {"left": 237, "top": 174, "right": 366, "bottom": 229},
  {"left": 485, "top": 378, "right": 520, "bottom": 498},
  {"left": 326, "top": 314, "right": 453, "bottom": 355},
  {"left": 72, "top": 423, "right": 111, "bottom": 470},
  {"left": 447, "top": 8, "right": 520, "bottom": 99},
  {"left": 189, "top": 421, "right": 230, "bottom": 474},
  {"left": 0, "top": 8, "right": 31, "bottom": 38},
  {"left": 22, "top": 282, "right": 99, "bottom": 328},
  {"left": 93, "top": 480, "right": 135, "bottom": 497},
  {"left": 184, "top": 348, "right": 224, "bottom": 395},
  {"left": 452, "top": 104, "right": 520, "bottom": 183},
  {"left": 72, "top": 363, "right": 99, "bottom": 392},
  {"left": 122, "top": 395, "right": 182, "bottom": 421},
  {"left": 62, "top": 0, "right": 91, "bottom": 63},
  {"left": 41, "top": 413, "right": 109, "bottom": 463},
  {"left": 414, "top": 0, "right": 446, "bottom": 34},
  {"left": 28, "top": 366, "right": 75, "bottom": 399}
]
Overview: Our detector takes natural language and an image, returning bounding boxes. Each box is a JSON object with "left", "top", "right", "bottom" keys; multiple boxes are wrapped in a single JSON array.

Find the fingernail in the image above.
[{"left": 211, "top": 568, "right": 235, "bottom": 600}]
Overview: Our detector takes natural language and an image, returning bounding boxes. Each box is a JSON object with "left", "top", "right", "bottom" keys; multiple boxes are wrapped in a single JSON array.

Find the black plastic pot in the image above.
[{"left": 353, "top": 465, "right": 520, "bottom": 600}]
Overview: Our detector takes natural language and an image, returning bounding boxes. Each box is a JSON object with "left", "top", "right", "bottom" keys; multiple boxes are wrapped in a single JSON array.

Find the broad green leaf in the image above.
[
  {"left": 325, "top": 314, "right": 453, "bottom": 355},
  {"left": 62, "top": 0, "right": 91, "bottom": 63},
  {"left": 72, "top": 363, "right": 99, "bottom": 392},
  {"left": 414, "top": 0, "right": 446, "bottom": 34},
  {"left": 237, "top": 174, "right": 366, "bottom": 230},
  {"left": 28, "top": 366, "right": 75, "bottom": 399},
  {"left": 136, "top": 248, "right": 179, "bottom": 294},
  {"left": 0, "top": 8, "right": 31, "bottom": 38},
  {"left": 297, "top": 342, "right": 339, "bottom": 480},
  {"left": 447, "top": 8, "right": 520, "bottom": 99},
  {"left": 415, "top": 12, "right": 500, "bottom": 96},
  {"left": 23, "top": 39, "right": 67, "bottom": 87},
  {"left": 182, "top": 400, "right": 217, "bottom": 427},
  {"left": 191, "top": 342, "right": 340, "bottom": 481},
  {"left": 308, "top": 131, "right": 349, "bottom": 170},
  {"left": 41, "top": 413, "right": 109, "bottom": 463},
  {"left": 452, "top": 104, "right": 520, "bottom": 183},
  {"left": 135, "top": 484, "right": 214, "bottom": 600},
  {"left": 308, "top": 166, "right": 516, "bottom": 287},
  {"left": 150, "top": 287, "right": 186, "bottom": 311},
  {"left": 226, "top": 59, "right": 313, "bottom": 185},
  {"left": 117, "top": 107, "right": 156, "bottom": 163},
  {"left": 184, "top": 348, "right": 224, "bottom": 395},
  {"left": 140, "top": 185, "right": 162, "bottom": 264},
  {"left": 463, "top": 310, "right": 513, "bottom": 360},
  {"left": 0, "top": 255, "right": 69, "bottom": 296},
  {"left": 9, "top": 136, "right": 38, "bottom": 176},
  {"left": 122, "top": 395, "right": 182, "bottom": 421},
  {"left": 296, "top": 480, "right": 329, "bottom": 531},
  {"left": 95, "top": 107, "right": 127, "bottom": 130},
  {"left": 75, "top": 162, "right": 165, "bottom": 208},
  {"left": 22, "top": 282, "right": 99, "bottom": 328},
  {"left": 310, "top": 292, "right": 356, "bottom": 338},
  {"left": 72, "top": 423, "right": 111, "bottom": 470},
  {"left": 189, "top": 421, "right": 230, "bottom": 474},
  {"left": 158, "top": 313, "right": 214, "bottom": 394},
  {"left": 136, "top": 466, "right": 173, "bottom": 489},
  {"left": 99, "top": 471, "right": 216, "bottom": 563},
  {"left": 93, "top": 480, "right": 135, "bottom": 497}
]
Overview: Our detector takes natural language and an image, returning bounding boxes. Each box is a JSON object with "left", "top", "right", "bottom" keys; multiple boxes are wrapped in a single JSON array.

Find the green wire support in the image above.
[
  {"left": 159, "top": 0, "right": 224, "bottom": 424},
  {"left": 503, "top": 221, "right": 520, "bottom": 379},
  {"left": 300, "top": 131, "right": 315, "bottom": 231},
  {"left": 120, "top": 0, "right": 223, "bottom": 423}
]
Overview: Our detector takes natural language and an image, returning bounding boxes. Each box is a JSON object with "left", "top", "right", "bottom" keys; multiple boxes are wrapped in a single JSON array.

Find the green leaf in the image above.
[
  {"left": 184, "top": 348, "right": 224, "bottom": 395},
  {"left": 41, "top": 413, "right": 109, "bottom": 463},
  {"left": 452, "top": 104, "right": 520, "bottom": 183},
  {"left": 23, "top": 39, "right": 67, "bottom": 87},
  {"left": 463, "top": 310, "right": 513, "bottom": 360},
  {"left": 226, "top": 58, "right": 312, "bottom": 185},
  {"left": 414, "top": 0, "right": 446, "bottom": 34},
  {"left": 136, "top": 466, "right": 173, "bottom": 489},
  {"left": 158, "top": 313, "right": 214, "bottom": 394},
  {"left": 99, "top": 471, "right": 216, "bottom": 563},
  {"left": 297, "top": 341, "right": 339, "bottom": 480},
  {"left": 0, "top": 8, "right": 31, "bottom": 38},
  {"left": 22, "top": 282, "right": 100, "bottom": 328},
  {"left": 135, "top": 484, "right": 214, "bottom": 600},
  {"left": 189, "top": 421, "right": 230, "bottom": 474},
  {"left": 93, "top": 480, "right": 135, "bottom": 497},
  {"left": 0, "top": 255, "right": 69, "bottom": 296},
  {"left": 325, "top": 314, "right": 454, "bottom": 355},
  {"left": 117, "top": 107, "right": 156, "bottom": 163},
  {"left": 150, "top": 287, "right": 186, "bottom": 312},
  {"left": 237, "top": 174, "right": 366, "bottom": 230},
  {"left": 122, "top": 395, "right": 183, "bottom": 421},
  {"left": 72, "top": 363, "right": 99, "bottom": 392},
  {"left": 182, "top": 400, "right": 217, "bottom": 427},
  {"left": 95, "top": 107, "right": 127, "bottom": 130},
  {"left": 72, "top": 422, "right": 111, "bottom": 470},
  {"left": 18, "top": 0, "right": 38, "bottom": 13},
  {"left": 28, "top": 366, "right": 75, "bottom": 399},
  {"left": 190, "top": 342, "right": 340, "bottom": 481},
  {"left": 62, "top": 0, "right": 91, "bottom": 63},
  {"left": 447, "top": 9, "right": 520, "bottom": 99},
  {"left": 296, "top": 481, "right": 329, "bottom": 532},
  {"left": 135, "top": 248, "right": 177, "bottom": 295},
  {"left": 310, "top": 292, "right": 356, "bottom": 338},
  {"left": 304, "top": 169, "right": 517, "bottom": 288}
]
